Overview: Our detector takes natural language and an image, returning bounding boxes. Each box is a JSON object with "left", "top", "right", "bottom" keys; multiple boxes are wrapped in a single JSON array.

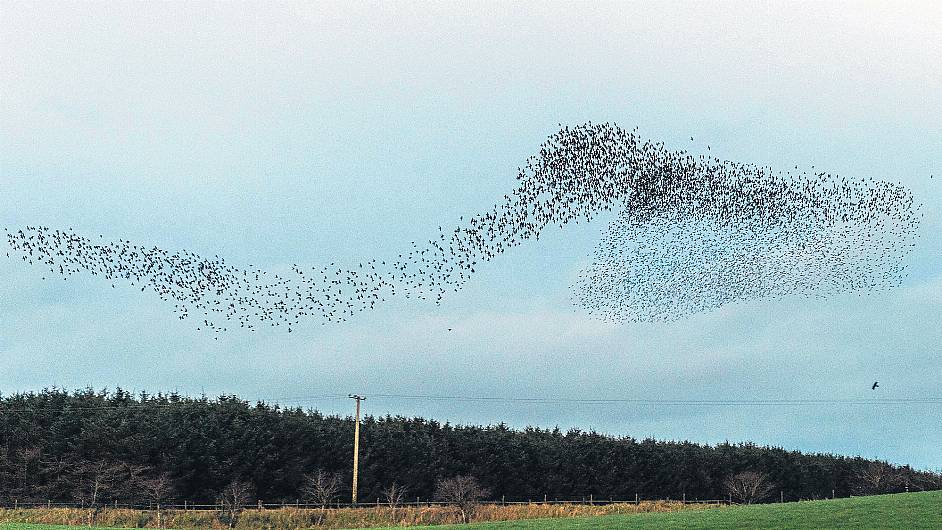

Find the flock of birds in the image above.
[{"left": 5, "top": 123, "right": 922, "bottom": 335}]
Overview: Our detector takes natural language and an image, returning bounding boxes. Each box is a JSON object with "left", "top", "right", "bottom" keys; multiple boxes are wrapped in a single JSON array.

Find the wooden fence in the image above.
[{"left": 0, "top": 496, "right": 732, "bottom": 510}]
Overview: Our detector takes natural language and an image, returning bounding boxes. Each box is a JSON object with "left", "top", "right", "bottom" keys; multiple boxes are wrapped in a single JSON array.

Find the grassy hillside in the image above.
[{"left": 373, "top": 491, "right": 941, "bottom": 530}]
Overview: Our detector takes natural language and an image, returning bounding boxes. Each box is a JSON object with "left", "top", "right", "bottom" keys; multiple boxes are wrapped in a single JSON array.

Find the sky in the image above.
[{"left": 1, "top": 1, "right": 940, "bottom": 470}]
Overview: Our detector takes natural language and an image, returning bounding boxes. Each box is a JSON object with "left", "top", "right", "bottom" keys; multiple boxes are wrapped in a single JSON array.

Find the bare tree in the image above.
[
  {"left": 140, "top": 473, "right": 175, "bottom": 506},
  {"left": 69, "top": 460, "right": 131, "bottom": 527},
  {"left": 301, "top": 469, "right": 341, "bottom": 509},
  {"left": 435, "top": 475, "right": 489, "bottom": 524},
  {"left": 299, "top": 470, "right": 340, "bottom": 526},
  {"left": 217, "top": 480, "right": 252, "bottom": 529},
  {"left": 125, "top": 466, "right": 175, "bottom": 529},
  {"left": 854, "top": 462, "right": 900, "bottom": 495},
  {"left": 382, "top": 482, "right": 408, "bottom": 508},
  {"left": 72, "top": 460, "right": 126, "bottom": 507},
  {"left": 723, "top": 471, "right": 775, "bottom": 504}
]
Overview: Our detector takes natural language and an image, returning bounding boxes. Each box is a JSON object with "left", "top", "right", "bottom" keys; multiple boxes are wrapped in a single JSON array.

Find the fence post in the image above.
[
  {"left": 781, "top": 491, "right": 784, "bottom": 503},
  {"left": 543, "top": 494, "right": 547, "bottom": 504},
  {"left": 48, "top": 500, "right": 51, "bottom": 508},
  {"left": 635, "top": 493, "right": 638, "bottom": 505},
  {"left": 501, "top": 495, "right": 505, "bottom": 505},
  {"left": 682, "top": 493, "right": 685, "bottom": 504}
]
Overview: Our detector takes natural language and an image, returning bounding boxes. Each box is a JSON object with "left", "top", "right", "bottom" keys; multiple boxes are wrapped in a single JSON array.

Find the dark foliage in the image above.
[{"left": 1, "top": 389, "right": 939, "bottom": 504}]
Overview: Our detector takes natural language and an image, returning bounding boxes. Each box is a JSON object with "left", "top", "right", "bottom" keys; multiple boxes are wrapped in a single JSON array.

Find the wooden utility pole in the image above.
[{"left": 349, "top": 394, "right": 366, "bottom": 504}]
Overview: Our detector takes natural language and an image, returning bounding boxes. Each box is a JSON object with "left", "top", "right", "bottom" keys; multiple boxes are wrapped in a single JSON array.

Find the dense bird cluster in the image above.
[{"left": 4, "top": 123, "right": 921, "bottom": 333}]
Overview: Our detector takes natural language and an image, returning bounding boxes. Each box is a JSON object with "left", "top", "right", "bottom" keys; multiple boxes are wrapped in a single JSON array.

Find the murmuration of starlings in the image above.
[{"left": 5, "top": 123, "right": 922, "bottom": 335}]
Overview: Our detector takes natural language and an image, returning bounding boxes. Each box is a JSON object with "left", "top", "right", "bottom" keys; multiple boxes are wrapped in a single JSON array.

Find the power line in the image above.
[
  {"left": 358, "top": 394, "right": 942, "bottom": 405},
  {"left": 2, "top": 393, "right": 941, "bottom": 414},
  {"left": 0, "top": 393, "right": 349, "bottom": 414}
]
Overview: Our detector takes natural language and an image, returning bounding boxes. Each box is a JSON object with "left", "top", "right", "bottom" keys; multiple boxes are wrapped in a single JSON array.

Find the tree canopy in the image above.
[{"left": 1, "top": 388, "right": 938, "bottom": 504}]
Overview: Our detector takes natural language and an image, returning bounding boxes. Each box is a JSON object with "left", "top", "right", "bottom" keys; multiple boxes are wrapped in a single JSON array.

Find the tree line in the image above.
[{"left": 1, "top": 388, "right": 938, "bottom": 506}]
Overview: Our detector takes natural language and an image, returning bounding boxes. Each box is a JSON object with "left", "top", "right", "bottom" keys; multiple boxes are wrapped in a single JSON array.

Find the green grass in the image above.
[{"left": 369, "top": 491, "right": 942, "bottom": 530}]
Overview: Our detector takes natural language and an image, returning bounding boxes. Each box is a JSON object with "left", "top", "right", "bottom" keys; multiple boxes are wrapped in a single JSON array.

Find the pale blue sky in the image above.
[{"left": 2, "top": 1, "right": 941, "bottom": 469}]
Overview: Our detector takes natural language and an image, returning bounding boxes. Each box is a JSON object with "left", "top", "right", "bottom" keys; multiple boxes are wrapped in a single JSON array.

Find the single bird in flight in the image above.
[{"left": 872, "top": 381, "right": 879, "bottom": 390}]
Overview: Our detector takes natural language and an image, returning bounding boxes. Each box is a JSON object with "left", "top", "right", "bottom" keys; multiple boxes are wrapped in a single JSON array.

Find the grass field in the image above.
[{"left": 1, "top": 491, "right": 938, "bottom": 529}]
